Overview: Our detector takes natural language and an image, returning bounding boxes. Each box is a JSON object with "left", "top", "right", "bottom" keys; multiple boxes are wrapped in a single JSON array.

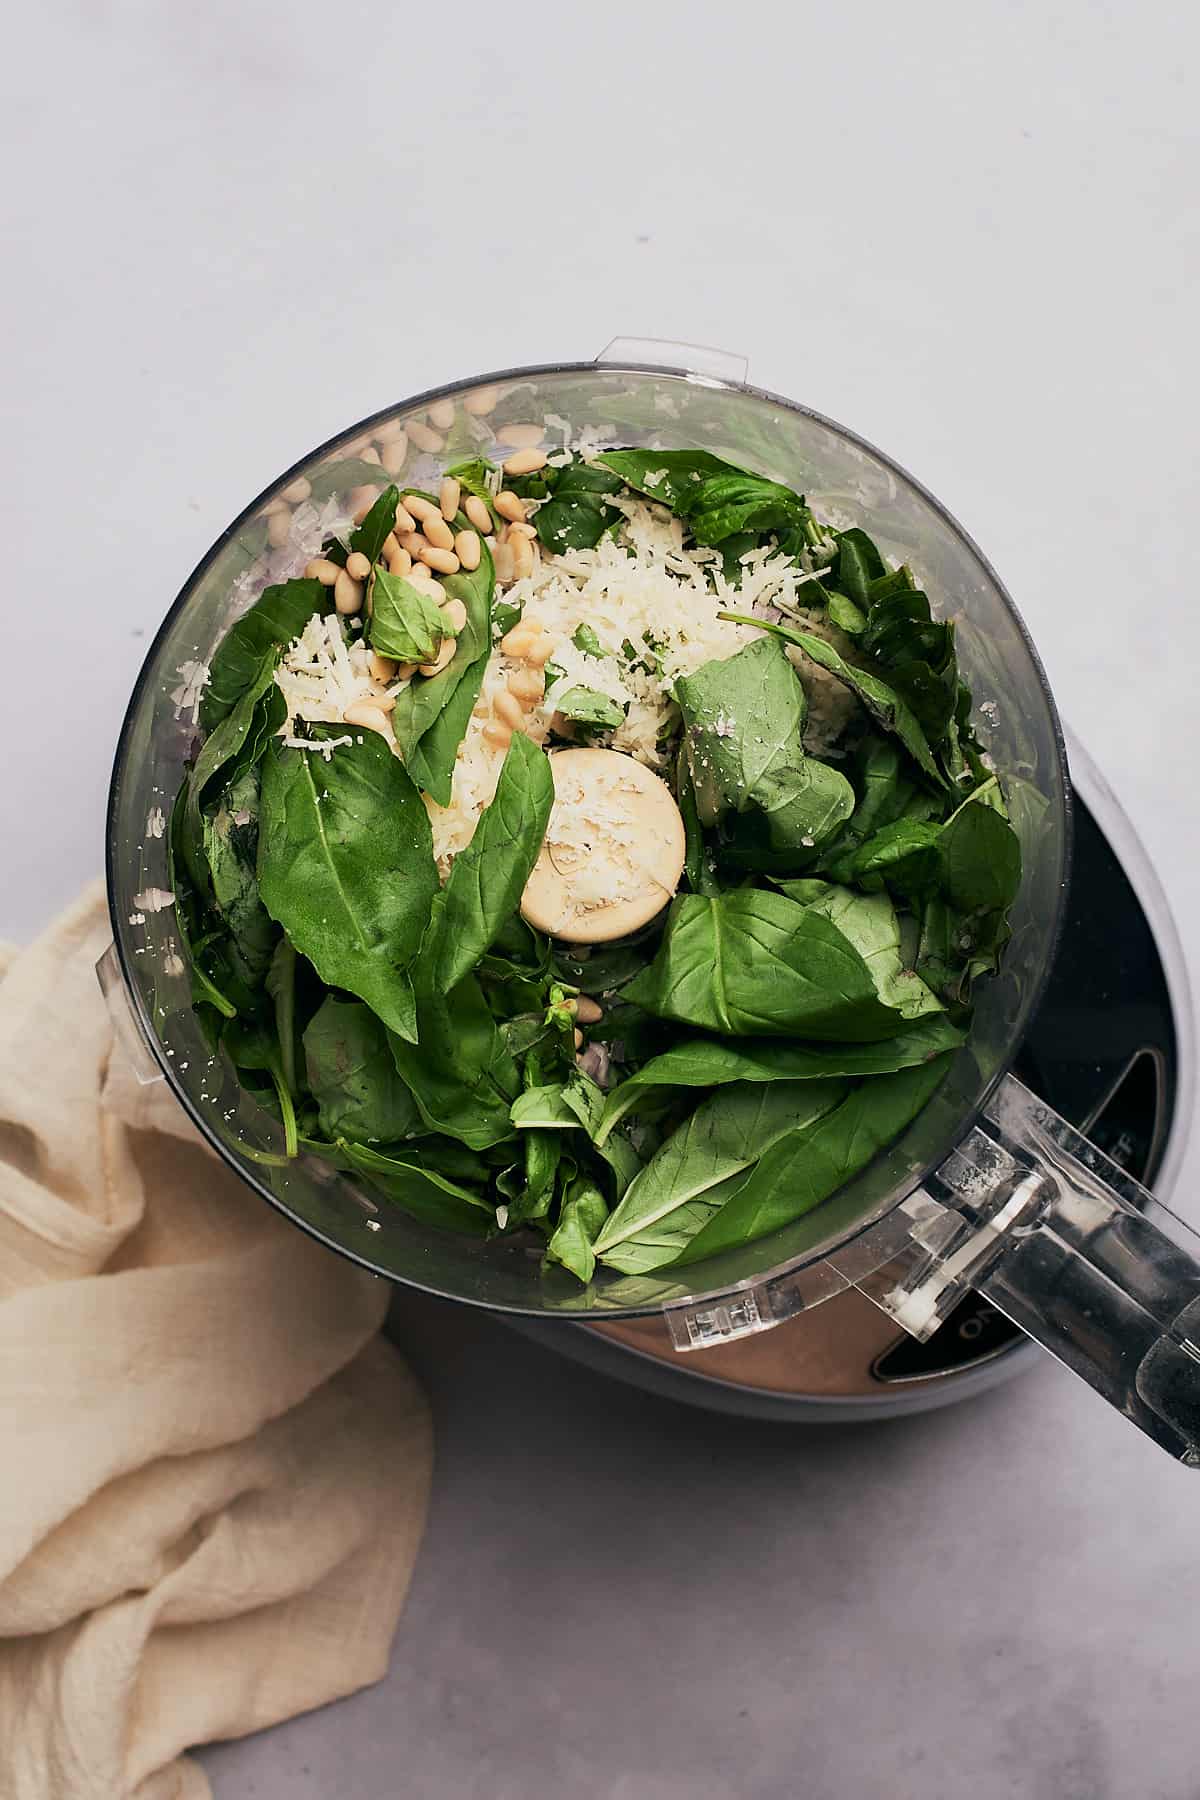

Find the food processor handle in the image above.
[{"left": 858, "top": 1074, "right": 1200, "bottom": 1464}]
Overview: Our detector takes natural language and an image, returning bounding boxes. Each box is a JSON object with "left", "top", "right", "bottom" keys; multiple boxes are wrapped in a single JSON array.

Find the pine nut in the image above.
[
  {"left": 503, "top": 448, "right": 548, "bottom": 476},
  {"left": 267, "top": 509, "right": 292, "bottom": 548},
  {"left": 349, "top": 485, "right": 382, "bottom": 518},
  {"left": 334, "top": 570, "right": 364, "bottom": 615},
  {"left": 429, "top": 398, "right": 456, "bottom": 430},
  {"left": 506, "top": 520, "right": 537, "bottom": 539},
  {"left": 525, "top": 631, "right": 555, "bottom": 667},
  {"left": 262, "top": 496, "right": 289, "bottom": 517},
  {"left": 419, "top": 636, "right": 457, "bottom": 678},
  {"left": 464, "top": 494, "right": 493, "bottom": 534},
  {"left": 507, "top": 667, "right": 544, "bottom": 705},
  {"left": 494, "top": 690, "right": 524, "bottom": 730},
  {"left": 375, "top": 419, "right": 407, "bottom": 444},
  {"left": 381, "top": 532, "right": 399, "bottom": 560},
  {"left": 394, "top": 501, "right": 416, "bottom": 534},
  {"left": 494, "top": 490, "right": 527, "bottom": 524},
  {"left": 344, "top": 434, "right": 373, "bottom": 456},
  {"left": 381, "top": 436, "right": 408, "bottom": 475},
  {"left": 483, "top": 721, "right": 513, "bottom": 749},
  {"left": 346, "top": 550, "right": 371, "bottom": 581},
  {"left": 397, "top": 662, "right": 420, "bottom": 680},
  {"left": 419, "top": 545, "right": 460, "bottom": 574},
  {"left": 464, "top": 385, "right": 500, "bottom": 416},
  {"left": 497, "top": 422, "right": 545, "bottom": 449},
  {"left": 368, "top": 690, "right": 397, "bottom": 713},
  {"left": 500, "top": 623, "right": 538, "bottom": 657},
  {"left": 422, "top": 515, "right": 455, "bottom": 551},
  {"left": 511, "top": 533, "right": 534, "bottom": 580},
  {"left": 404, "top": 493, "right": 439, "bottom": 522},
  {"left": 492, "top": 541, "right": 516, "bottom": 584},
  {"left": 439, "top": 476, "right": 461, "bottom": 521},
  {"left": 408, "top": 420, "right": 444, "bottom": 454},
  {"left": 574, "top": 995, "right": 603, "bottom": 1024},
  {"left": 281, "top": 475, "right": 312, "bottom": 504},
  {"left": 441, "top": 597, "right": 468, "bottom": 633},
  {"left": 410, "top": 571, "right": 444, "bottom": 602},
  {"left": 343, "top": 701, "right": 391, "bottom": 734},
  {"left": 399, "top": 530, "right": 424, "bottom": 554},
  {"left": 370, "top": 651, "right": 397, "bottom": 682},
  {"left": 360, "top": 445, "right": 382, "bottom": 466},
  {"left": 573, "top": 1027, "right": 585, "bottom": 1050},
  {"left": 305, "top": 557, "right": 341, "bottom": 586},
  {"left": 454, "top": 529, "right": 481, "bottom": 571},
  {"left": 386, "top": 544, "right": 413, "bottom": 577}
]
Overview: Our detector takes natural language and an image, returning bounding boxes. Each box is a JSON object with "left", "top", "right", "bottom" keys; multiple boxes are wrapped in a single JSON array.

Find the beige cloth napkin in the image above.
[{"left": 0, "top": 885, "right": 433, "bottom": 1800}]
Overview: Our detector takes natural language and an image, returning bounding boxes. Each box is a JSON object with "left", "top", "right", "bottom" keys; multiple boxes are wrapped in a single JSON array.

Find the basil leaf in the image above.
[
  {"left": 201, "top": 579, "right": 326, "bottom": 731},
  {"left": 430, "top": 732, "right": 554, "bottom": 993},
  {"left": 676, "top": 1056, "right": 955, "bottom": 1265},
  {"left": 594, "top": 1016, "right": 963, "bottom": 1143},
  {"left": 719, "top": 613, "right": 947, "bottom": 787},
  {"left": 389, "top": 963, "right": 519, "bottom": 1150},
  {"left": 368, "top": 566, "right": 450, "bottom": 663},
  {"left": 551, "top": 686, "right": 625, "bottom": 729},
  {"left": 627, "top": 890, "right": 924, "bottom": 1041},
  {"left": 596, "top": 448, "right": 751, "bottom": 514},
  {"left": 572, "top": 624, "right": 604, "bottom": 658},
  {"left": 265, "top": 936, "right": 300, "bottom": 1099},
  {"left": 258, "top": 731, "right": 438, "bottom": 1043},
  {"left": 526, "top": 456, "right": 624, "bottom": 552},
  {"left": 511, "top": 1084, "right": 580, "bottom": 1130},
  {"left": 303, "top": 995, "right": 421, "bottom": 1144},
  {"left": 186, "top": 647, "right": 281, "bottom": 893},
  {"left": 796, "top": 885, "right": 944, "bottom": 1020},
  {"left": 827, "top": 592, "right": 867, "bottom": 635},
  {"left": 594, "top": 1081, "right": 848, "bottom": 1273},
  {"left": 861, "top": 586, "right": 958, "bottom": 744},
  {"left": 202, "top": 764, "right": 277, "bottom": 988},
  {"left": 688, "top": 473, "right": 812, "bottom": 547},
  {"left": 338, "top": 1138, "right": 494, "bottom": 1234},
  {"left": 675, "top": 637, "right": 855, "bottom": 862},
  {"left": 832, "top": 528, "right": 886, "bottom": 603},
  {"left": 348, "top": 485, "right": 400, "bottom": 566},
  {"left": 223, "top": 1017, "right": 298, "bottom": 1157},
  {"left": 390, "top": 537, "right": 494, "bottom": 806},
  {"left": 545, "top": 1178, "right": 610, "bottom": 1283}
]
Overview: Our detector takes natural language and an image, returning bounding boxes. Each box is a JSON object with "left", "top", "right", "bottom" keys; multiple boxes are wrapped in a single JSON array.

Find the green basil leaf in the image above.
[
  {"left": 594, "top": 1081, "right": 848, "bottom": 1273},
  {"left": 258, "top": 731, "right": 438, "bottom": 1043},
  {"left": 594, "top": 1015, "right": 963, "bottom": 1143},
  {"left": 551, "top": 686, "right": 625, "bottom": 729},
  {"left": 202, "top": 764, "right": 277, "bottom": 988},
  {"left": 338, "top": 1138, "right": 494, "bottom": 1234},
  {"left": 572, "top": 624, "right": 605, "bottom": 658},
  {"left": 348, "top": 484, "right": 400, "bottom": 566},
  {"left": 430, "top": 732, "right": 554, "bottom": 993},
  {"left": 832, "top": 528, "right": 886, "bottom": 603},
  {"left": 795, "top": 885, "right": 944, "bottom": 1021},
  {"left": 389, "top": 963, "right": 520, "bottom": 1151},
  {"left": 625, "top": 891, "right": 918, "bottom": 1041},
  {"left": 186, "top": 648, "right": 281, "bottom": 893},
  {"left": 595, "top": 448, "right": 751, "bottom": 514},
  {"left": 826, "top": 592, "right": 867, "bottom": 635},
  {"left": 719, "top": 614, "right": 947, "bottom": 787},
  {"left": 545, "top": 1178, "right": 610, "bottom": 1283},
  {"left": 303, "top": 995, "right": 421, "bottom": 1144},
  {"left": 368, "top": 566, "right": 450, "bottom": 663},
  {"left": 201, "top": 579, "right": 326, "bottom": 731},
  {"left": 390, "top": 537, "right": 494, "bottom": 806},
  {"left": 676, "top": 1056, "right": 955, "bottom": 1265}
]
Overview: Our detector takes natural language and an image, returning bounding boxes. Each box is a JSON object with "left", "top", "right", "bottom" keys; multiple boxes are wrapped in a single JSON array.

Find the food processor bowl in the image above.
[{"left": 103, "top": 340, "right": 1200, "bottom": 1463}]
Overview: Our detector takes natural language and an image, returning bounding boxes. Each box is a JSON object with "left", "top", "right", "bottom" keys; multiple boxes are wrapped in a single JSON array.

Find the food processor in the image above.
[{"left": 102, "top": 340, "right": 1200, "bottom": 1462}]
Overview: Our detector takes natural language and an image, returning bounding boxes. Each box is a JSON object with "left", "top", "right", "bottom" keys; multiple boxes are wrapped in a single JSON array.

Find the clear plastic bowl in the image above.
[{"left": 105, "top": 357, "right": 1069, "bottom": 1318}]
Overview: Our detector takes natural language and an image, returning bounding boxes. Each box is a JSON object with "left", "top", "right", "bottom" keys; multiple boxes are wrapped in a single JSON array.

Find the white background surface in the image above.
[{"left": 4, "top": 3, "right": 1199, "bottom": 1797}]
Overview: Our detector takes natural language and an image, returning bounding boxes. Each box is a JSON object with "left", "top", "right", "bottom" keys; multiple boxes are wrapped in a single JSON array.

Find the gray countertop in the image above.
[{"left": 5, "top": 3, "right": 1199, "bottom": 1795}]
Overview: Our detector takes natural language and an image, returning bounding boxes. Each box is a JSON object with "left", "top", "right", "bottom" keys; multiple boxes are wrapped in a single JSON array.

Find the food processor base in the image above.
[{"left": 494, "top": 737, "right": 1194, "bottom": 1421}]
